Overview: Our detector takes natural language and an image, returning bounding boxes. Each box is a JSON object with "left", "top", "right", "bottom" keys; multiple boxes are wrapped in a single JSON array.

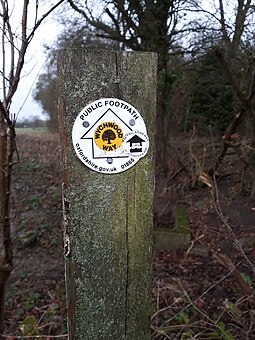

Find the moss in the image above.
[
  {"left": 173, "top": 204, "right": 190, "bottom": 234},
  {"left": 153, "top": 228, "right": 191, "bottom": 251},
  {"left": 58, "top": 49, "right": 157, "bottom": 339}
]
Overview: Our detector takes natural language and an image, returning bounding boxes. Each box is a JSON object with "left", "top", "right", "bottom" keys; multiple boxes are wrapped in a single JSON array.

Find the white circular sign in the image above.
[{"left": 72, "top": 98, "right": 149, "bottom": 174}]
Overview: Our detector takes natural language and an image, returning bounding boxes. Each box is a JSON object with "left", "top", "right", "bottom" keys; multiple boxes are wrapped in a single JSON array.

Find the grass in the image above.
[
  {"left": 4, "top": 131, "right": 66, "bottom": 337},
  {"left": 16, "top": 127, "right": 49, "bottom": 136},
  {"left": 3, "top": 130, "right": 255, "bottom": 339}
]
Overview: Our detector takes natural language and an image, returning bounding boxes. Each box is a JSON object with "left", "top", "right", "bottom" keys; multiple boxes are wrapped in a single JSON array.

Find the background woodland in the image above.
[{"left": 1, "top": 1, "right": 255, "bottom": 338}]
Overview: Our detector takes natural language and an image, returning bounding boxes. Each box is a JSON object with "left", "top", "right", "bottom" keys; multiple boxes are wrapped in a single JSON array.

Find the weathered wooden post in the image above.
[{"left": 58, "top": 49, "right": 157, "bottom": 339}]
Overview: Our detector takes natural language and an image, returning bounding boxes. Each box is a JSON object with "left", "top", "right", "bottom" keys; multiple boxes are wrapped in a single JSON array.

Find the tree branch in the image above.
[
  {"left": 214, "top": 48, "right": 251, "bottom": 110},
  {"left": 27, "top": 0, "right": 66, "bottom": 42}
]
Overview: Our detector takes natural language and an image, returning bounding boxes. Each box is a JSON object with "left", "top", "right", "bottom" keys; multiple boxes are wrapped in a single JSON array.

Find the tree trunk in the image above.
[{"left": 0, "top": 113, "right": 13, "bottom": 337}]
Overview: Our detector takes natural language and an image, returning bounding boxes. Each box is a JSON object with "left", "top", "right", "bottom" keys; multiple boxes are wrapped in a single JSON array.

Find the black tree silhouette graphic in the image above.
[{"left": 102, "top": 129, "right": 116, "bottom": 144}]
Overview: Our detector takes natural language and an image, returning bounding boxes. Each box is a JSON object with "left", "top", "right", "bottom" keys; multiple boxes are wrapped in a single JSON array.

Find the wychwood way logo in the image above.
[{"left": 94, "top": 122, "right": 123, "bottom": 151}]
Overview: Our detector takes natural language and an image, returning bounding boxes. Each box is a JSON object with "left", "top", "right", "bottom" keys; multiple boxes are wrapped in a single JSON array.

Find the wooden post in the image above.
[{"left": 58, "top": 49, "right": 157, "bottom": 339}]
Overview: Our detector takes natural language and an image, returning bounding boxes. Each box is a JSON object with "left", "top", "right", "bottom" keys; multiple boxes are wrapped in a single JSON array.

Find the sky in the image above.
[
  {"left": 7, "top": 2, "right": 63, "bottom": 122},
  {"left": 12, "top": 22, "right": 58, "bottom": 121},
  {"left": 6, "top": 0, "right": 225, "bottom": 122}
]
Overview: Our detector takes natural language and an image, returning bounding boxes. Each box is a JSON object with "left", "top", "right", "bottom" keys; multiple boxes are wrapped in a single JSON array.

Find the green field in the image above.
[{"left": 16, "top": 127, "right": 49, "bottom": 135}]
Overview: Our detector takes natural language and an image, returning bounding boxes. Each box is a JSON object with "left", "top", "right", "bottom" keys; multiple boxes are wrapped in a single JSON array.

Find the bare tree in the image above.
[
  {"left": 66, "top": 0, "right": 195, "bottom": 169},
  {"left": 0, "top": 0, "right": 65, "bottom": 335},
  {"left": 67, "top": 0, "right": 184, "bottom": 70},
  {"left": 196, "top": 1, "right": 255, "bottom": 177}
]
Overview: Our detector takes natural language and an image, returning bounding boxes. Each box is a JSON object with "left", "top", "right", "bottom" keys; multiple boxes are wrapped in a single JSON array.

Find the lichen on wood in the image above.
[{"left": 58, "top": 49, "right": 157, "bottom": 339}]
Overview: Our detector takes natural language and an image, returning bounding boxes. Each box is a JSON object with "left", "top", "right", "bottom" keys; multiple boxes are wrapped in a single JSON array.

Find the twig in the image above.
[
  {"left": 209, "top": 127, "right": 255, "bottom": 275},
  {"left": 177, "top": 279, "right": 233, "bottom": 339},
  {"left": 184, "top": 233, "right": 204, "bottom": 259},
  {"left": 151, "top": 262, "right": 240, "bottom": 338},
  {"left": 0, "top": 335, "right": 68, "bottom": 339},
  {"left": 151, "top": 295, "right": 183, "bottom": 321}
]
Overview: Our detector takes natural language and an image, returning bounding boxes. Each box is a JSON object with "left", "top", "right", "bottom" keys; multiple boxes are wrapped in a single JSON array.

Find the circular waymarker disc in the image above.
[{"left": 72, "top": 98, "right": 149, "bottom": 174}]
